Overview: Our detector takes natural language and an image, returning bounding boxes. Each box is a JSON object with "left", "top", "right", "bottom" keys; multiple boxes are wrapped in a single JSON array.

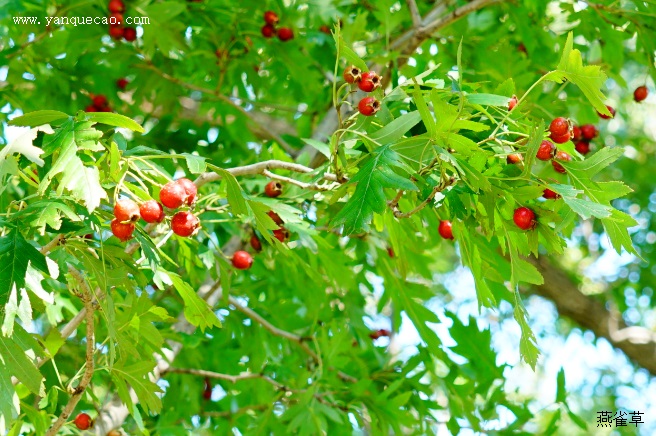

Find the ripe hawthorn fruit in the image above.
[
  {"left": 123, "top": 27, "right": 137, "bottom": 42},
  {"left": 580, "top": 124, "right": 597, "bottom": 140},
  {"left": 358, "top": 97, "right": 380, "bottom": 116},
  {"left": 113, "top": 199, "right": 140, "bottom": 222},
  {"left": 232, "top": 250, "right": 253, "bottom": 270},
  {"left": 572, "top": 125, "right": 582, "bottom": 141},
  {"left": 139, "top": 200, "right": 165, "bottom": 223},
  {"left": 513, "top": 207, "right": 537, "bottom": 230},
  {"left": 116, "top": 78, "right": 128, "bottom": 90},
  {"left": 549, "top": 117, "right": 569, "bottom": 136},
  {"left": 108, "top": 0, "right": 124, "bottom": 13},
  {"left": 267, "top": 210, "right": 283, "bottom": 225},
  {"left": 250, "top": 234, "right": 262, "bottom": 251},
  {"left": 550, "top": 131, "right": 570, "bottom": 144},
  {"left": 542, "top": 188, "right": 560, "bottom": 199},
  {"left": 109, "top": 25, "right": 124, "bottom": 40},
  {"left": 387, "top": 247, "right": 395, "bottom": 258},
  {"left": 111, "top": 219, "right": 135, "bottom": 241},
  {"left": 277, "top": 27, "right": 294, "bottom": 41},
  {"left": 273, "top": 227, "right": 289, "bottom": 242},
  {"left": 109, "top": 12, "right": 123, "bottom": 25},
  {"left": 263, "top": 10, "right": 279, "bottom": 25},
  {"left": 261, "top": 24, "right": 275, "bottom": 38},
  {"left": 74, "top": 413, "right": 92, "bottom": 430},
  {"left": 634, "top": 86, "right": 648, "bottom": 102},
  {"left": 598, "top": 104, "right": 615, "bottom": 119},
  {"left": 536, "top": 140, "right": 556, "bottom": 161},
  {"left": 552, "top": 150, "right": 571, "bottom": 174},
  {"left": 508, "top": 95, "right": 518, "bottom": 111},
  {"left": 203, "top": 377, "right": 212, "bottom": 400},
  {"left": 343, "top": 65, "right": 362, "bottom": 84},
  {"left": 264, "top": 181, "right": 283, "bottom": 198},
  {"left": 358, "top": 71, "right": 381, "bottom": 92},
  {"left": 319, "top": 25, "right": 331, "bottom": 34},
  {"left": 575, "top": 141, "right": 591, "bottom": 155},
  {"left": 506, "top": 153, "right": 523, "bottom": 164},
  {"left": 160, "top": 182, "right": 187, "bottom": 209},
  {"left": 171, "top": 211, "right": 200, "bottom": 237},
  {"left": 438, "top": 220, "right": 454, "bottom": 240},
  {"left": 175, "top": 178, "right": 197, "bottom": 205},
  {"left": 93, "top": 94, "right": 108, "bottom": 108}
]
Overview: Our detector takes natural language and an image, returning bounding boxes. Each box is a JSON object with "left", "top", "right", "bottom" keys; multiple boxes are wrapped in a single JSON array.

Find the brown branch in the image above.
[
  {"left": 141, "top": 63, "right": 297, "bottom": 156},
  {"left": 406, "top": 0, "right": 422, "bottom": 28},
  {"left": 45, "top": 267, "right": 96, "bottom": 436},
  {"left": 527, "top": 256, "right": 656, "bottom": 376},
  {"left": 262, "top": 169, "right": 337, "bottom": 191},
  {"left": 39, "top": 234, "right": 64, "bottom": 254},
  {"left": 165, "top": 367, "right": 286, "bottom": 390},
  {"left": 228, "top": 295, "right": 320, "bottom": 362}
]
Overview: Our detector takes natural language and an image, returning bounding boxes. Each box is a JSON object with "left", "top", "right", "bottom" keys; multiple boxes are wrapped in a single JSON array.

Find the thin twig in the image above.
[
  {"left": 228, "top": 296, "right": 319, "bottom": 362},
  {"left": 45, "top": 267, "right": 96, "bottom": 436},
  {"left": 406, "top": 0, "right": 422, "bottom": 28},
  {"left": 262, "top": 169, "right": 337, "bottom": 191},
  {"left": 40, "top": 234, "right": 65, "bottom": 254},
  {"left": 165, "top": 368, "right": 287, "bottom": 390},
  {"left": 141, "top": 63, "right": 297, "bottom": 156},
  {"left": 203, "top": 403, "right": 273, "bottom": 418}
]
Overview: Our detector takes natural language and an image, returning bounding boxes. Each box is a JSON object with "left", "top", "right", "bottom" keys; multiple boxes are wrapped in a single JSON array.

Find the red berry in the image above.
[
  {"left": 549, "top": 117, "right": 569, "bottom": 136},
  {"left": 203, "top": 377, "right": 212, "bottom": 400},
  {"left": 513, "top": 207, "right": 537, "bottom": 230},
  {"left": 369, "top": 329, "right": 391, "bottom": 340},
  {"left": 536, "top": 140, "right": 556, "bottom": 161},
  {"left": 264, "top": 181, "right": 283, "bottom": 198},
  {"left": 580, "top": 124, "right": 597, "bottom": 140},
  {"left": 598, "top": 105, "right": 615, "bottom": 119},
  {"left": 123, "top": 27, "right": 137, "bottom": 42},
  {"left": 438, "top": 220, "right": 454, "bottom": 240},
  {"left": 552, "top": 150, "right": 571, "bottom": 174},
  {"left": 358, "top": 71, "right": 381, "bottom": 92},
  {"left": 139, "top": 200, "right": 165, "bottom": 223},
  {"left": 319, "top": 25, "right": 331, "bottom": 34},
  {"left": 171, "top": 211, "right": 200, "bottom": 237},
  {"left": 550, "top": 131, "right": 571, "bottom": 144},
  {"left": 575, "top": 141, "right": 591, "bottom": 155},
  {"left": 506, "top": 153, "right": 523, "bottom": 164},
  {"left": 634, "top": 86, "right": 648, "bottom": 102},
  {"left": 74, "top": 412, "right": 92, "bottom": 430},
  {"left": 267, "top": 210, "right": 283, "bottom": 225},
  {"left": 85, "top": 105, "right": 98, "bottom": 112},
  {"left": 109, "top": 25, "right": 124, "bottom": 40},
  {"left": 93, "top": 94, "right": 108, "bottom": 108},
  {"left": 358, "top": 97, "right": 380, "bottom": 116},
  {"left": 261, "top": 24, "right": 275, "bottom": 38},
  {"left": 343, "top": 65, "right": 362, "bottom": 84},
  {"left": 542, "top": 188, "right": 560, "bottom": 199},
  {"left": 111, "top": 219, "right": 135, "bottom": 241},
  {"left": 232, "top": 250, "right": 253, "bottom": 270},
  {"left": 108, "top": 0, "right": 124, "bottom": 13},
  {"left": 572, "top": 125, "right": 582, "bottom": 141},
  {"left": 273, "top": 228, "right": 289, "bottom": 242},
  {"left": 159, "top": 182, "right": 186, "bottom": 209},
  {"left": 113, "top": 199, "right": 140, "bottom": 222},
  {"left": 263, "top": 10, "right": 279, "bottom": 25},
  {"left": 175, "top": 178, "right": 197, "bottom": 205},
  {"left": 277, "top": 27, "right": 294, "bottom": 42},
  {"left": 387, "top": 247, "right": 394, "bottom": 258},
  {"left": 508, "top": 95, "right": 518, "bottom": 111},
  {"left": 116, "top": 78, "right": 129, "bottom": 90},
  {"left": 250, "top": 234, "right": 262, "bottom": 251}
]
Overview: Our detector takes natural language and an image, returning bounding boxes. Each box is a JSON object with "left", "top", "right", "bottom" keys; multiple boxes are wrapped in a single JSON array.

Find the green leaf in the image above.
[
  {"left": 217, "top": 169, "right": 249, "bottom": 216},
  {"left": 513, "top": 292, "right": 541, "bottom": 370},
  {"left": 332, "top": 146, "right": 417, "bottom": 235},
  {"left": 8, "top": 111, "right": 69, "bottom": 127},
  {"left": 84, "top": 112, "right": 145, "bottom": 133},
  {"left": 0, "top": 231, "right": 49, "bottom": 305},
  {"left": 111, "top": 361, "right": 163, "bottom": 414},
  {"left": 556, "top": 368, "right": 567, "bottom": 403},
  {"left": 0, "top": 335, "right": 44, "bottom": 396},
  {"left": 164, "top": 270, "right": 221, "bottom": 332},
  {"left": 302, "top": 138, "right": 331, "bottom": 158},
  {"left": 565, "top": 147, "right": 624, "bottom": 178},
  {"left": 465, "top": 93, "right": 512, "bottom": 106},
  {"left": 0, "top": 360, "right": 18, "bottom": 431},
  {"left": 545, "top": 32, "right": 610, "bottom": 116},
  {"left": 183, "top": 153, "right": 206, "bottom": 174},
  {"left": 413, "top": 92, "right": 437, "bottom": 139},
  {"left": 520, "top": 121, "right": 545, "bottom": 178},
  {"left": 369, "top": 111, "right": 422, "bottom": 145},
  {"left": 337, "top": 37, "right": 367, "bottom": 71}
]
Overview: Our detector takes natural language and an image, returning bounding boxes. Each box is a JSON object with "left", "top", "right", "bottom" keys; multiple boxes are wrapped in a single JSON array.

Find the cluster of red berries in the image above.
[
  {"left": 343, "top": 66, "right": 382, "bottom": 117},
  {"left": 260, "top": 11, "right": 294, "bottom": 42},
  {"left": 85, "top": 94, "right": 112, "bottom": 112},
  {"left": 110, "top": 178, "right": 198, "bottom": 242},
  {"left": 108, "top": 0, "right": 137, "bottom": 42}
]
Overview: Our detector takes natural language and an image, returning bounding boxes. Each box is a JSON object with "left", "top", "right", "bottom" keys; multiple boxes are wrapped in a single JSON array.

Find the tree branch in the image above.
[
  {"left": 39, "top": 234, "right": 64, "bottom": 254},
  {"left": 527, "top": 256, "right": 656, "bottom": 376},
  {"left": 45, "top": 267, "right": 96, "bottom": 436},
  {"left": 164, "top": 367, "right": 287, "bottom": 391},
  {"left": 406, "top": 0, "right": 422, "bottom": 28},
  {"left": 262, "top": 169, "right": 338, "bottom": 191}
]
